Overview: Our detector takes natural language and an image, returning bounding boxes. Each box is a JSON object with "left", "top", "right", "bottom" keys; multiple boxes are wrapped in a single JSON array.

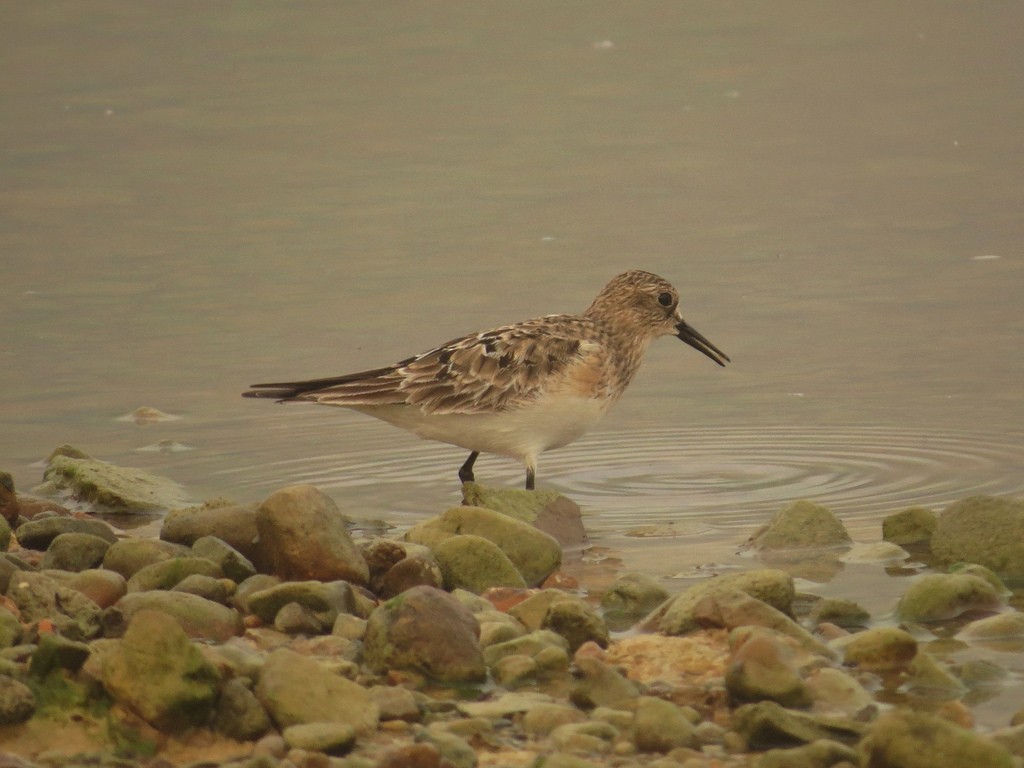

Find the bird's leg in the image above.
[
  {"left": 459, "top": 451, "right": 480, "bottom": 484},
  {"left": 525, "top": 467, "right": 536, "bottom": 491}
]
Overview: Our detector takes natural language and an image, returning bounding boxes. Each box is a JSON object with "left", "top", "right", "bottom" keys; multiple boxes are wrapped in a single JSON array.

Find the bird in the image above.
[{"left": 243, "top": 269, "right": 729, "bottom": 490}]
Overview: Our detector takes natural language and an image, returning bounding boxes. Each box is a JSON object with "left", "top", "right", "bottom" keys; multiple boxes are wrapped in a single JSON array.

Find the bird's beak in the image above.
[{"left": 676, "top": 319, "right": 730, "bottom": 367}]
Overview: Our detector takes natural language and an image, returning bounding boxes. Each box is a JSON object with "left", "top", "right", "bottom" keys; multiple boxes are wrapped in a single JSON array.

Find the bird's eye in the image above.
[{"left": 657, "top": 292, "right": 674, "bottom": 307}]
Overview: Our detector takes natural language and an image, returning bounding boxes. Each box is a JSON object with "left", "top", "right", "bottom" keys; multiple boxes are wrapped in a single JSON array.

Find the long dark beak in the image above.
[{"left": 676, "top": 319, "right": 730, "bottom": 367}]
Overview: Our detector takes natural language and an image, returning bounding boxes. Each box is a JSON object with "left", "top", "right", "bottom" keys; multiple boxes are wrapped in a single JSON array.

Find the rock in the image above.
[
  {"left": 90, "top": 609, "right": 220, "bottom": 731},
  {"left": 835, "top": 627, "right": 917, "bottom": 673},
  {"left": 0, "top": 472, "right": 17, "bottom": 526},
  {"left": 731, "top": 700, "right": 865, "bottom": 748},
  {"left": 191, "top": 535, "right": 257, "bottom": 583},
  {"left": 632, "top": 695, "right": 697, "bottom": 752},
  {"left": 0, "top": 516, "right": 9, "bottom": 553},
  {"left": 214, "top": 677, "right": 272, "bottom": 740},
  {"left": 906, "top": 650, "right": 966, "bottom": 694},
  {"left": 644, "top": 569, "right": 795, "bottom": 636},
  {"left": 803, "top": 667, "right": 876, "bottom": 717},
  {"left": 67, "top": 568, "right": 127, "bottom": 609},
  {"left": 759, "top": 739, "right": 860, "bottom": 768},
  {"left": 274, "top": 602, "right": 323, "bottom": 634},
  {"left": 0, "top": 675, "right": 35, "bottom": 724},
  {"left": 461, "top": 482, "right": 588, "bottom": 547},
  {"left": 483, "top": 629, "right": 570, "bottom": 669},
  {"left": 102, "top": 538, "right": 192, "bottom": 579},
  {"left": 861, "top": 708, "right": 1013, "bottom": 768},
  {"left": 15, "top": 516, "right": 117, "bottom": 551},
  {"left": 808, "top": 598, "right": 870, "bottom": 629},
  {"left": 41, "top": 532, "right": 111, "bottom": 571},
  {"left": 364, "top": 585, "right": 486, "bottom": 683},
  {"left": 896, "top": 572, "right": 1003, "bottom": 622},
  {"left": 106, "top": 590, "right": 243, "bottom": 642},
  {"left": 958, "top": 612, "right": 1024, "bottom": 642},
  {"left": 406, "top": 505, "right": 562, "bottom": 586},
  {"left": 550, "top": 720, "right": 618, "bottom": 753},
  {"left": 244, "top": 580, "right": 356, "bottom": 625},
  {"left": 522, "top": 702, "right": 587, "bottom": 737},
  {"left": 747, "top": 500, "right": 851, "bottom": 551},
  {"left": 41, "top": 447, "right": 189, "bottom": 513},
  {"left": 432, "top": 534, "right": 526, "bottom": 593},
  {"left": 931, "top": 496, "right": 1024, "bottom": 584},
  {"left": 599, "top": 572, "right": 669, "bottom": 629},
  {"left": 6, "top": 570, "right": 102, "bottom": 640},
  {"left": 839, "top": 541, "right": 909, "bottom": 564},
  {"left": 0, "top": 606, "right": 20, "bottom": 648},
  {"left": 368, "top": 685, "right": 422, "bottom": 722},
  {"left": 882, "top": 506, "right": 938, "bottom": 546},
  {"left": 29, "top": 633, "right": 91, "bottom": 676},
  {"left": 569, "top": 656, "right": 642, "bottom": 710},
  {"left": 375, "top": 553, "right": 444, "bottom": 599},
  {"left": 255, "top": 485, "right": 368, "bottom": 585},
  {"left": 692, "top": 589, "right": 834, "bottom": 658},
  {"left": 377, "top": 743, "right": 444, "bottom": 768},
  {"left": 418, "top": 729, "right": 476, "bottom": 768},
  {"left": 951, "top": 562, "right": 1011, "bottom": 595},
  {"left": 282, "top": 722, "right": 357, "bottom": 755},
  {"left": 161, "top": 500, "right": 262, "bottom": 563},
  {"left": 126, "top": 555, "right": 223, "bottom": 592},
  {"left": 725, "top": 627, "right": 811, "bottom": 708},
  {"left": 255, "top": 648, "right": 378, "bottom": 734},
  {"left": 172, "top": 574, "right": 231, "bottom": 604},
  {"left": 508, "top": 590, "right": 608, "bottom": 652},
  {"left": 990, "top": 723, "right": 1024, "bottom": 757}
]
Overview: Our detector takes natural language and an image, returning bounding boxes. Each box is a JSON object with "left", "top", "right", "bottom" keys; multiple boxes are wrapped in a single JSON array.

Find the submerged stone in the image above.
[
  {"left": 747, "top": 499, "right": 852, "bottom": 551},
  {"left": 40, "top": 446, "right": 189, "bottom": 513},
  {"left": 896, "top": 572, "right": 1004, "bottom": 622},
  {"left": 931, "top": 495, "right": 1024, "bottom": 585}
]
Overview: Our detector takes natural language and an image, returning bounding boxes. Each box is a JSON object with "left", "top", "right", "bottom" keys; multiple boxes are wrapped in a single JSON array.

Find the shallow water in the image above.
[{"left": 3, "top": 0, "right": 1024, "bottom": 645}]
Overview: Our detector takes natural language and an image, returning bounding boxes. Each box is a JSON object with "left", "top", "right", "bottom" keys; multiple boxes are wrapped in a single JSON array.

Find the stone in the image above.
[
  {"left": 725, "top": 627, "right": 810, "bottom": 708},
  {"left": 0, "top": 606, "right": 20, "bottom": 648},
  {"left": 882, "top": 506, "right": 938, "bottom": 546},
  {"left": 67, "top": 568, "right": 126, "bottom": 608},
  {"left": 931, "top": 496, "right": 1024, "bottom": 584},
  {"left": 29, "top": 633, "right": 91, "bottom": 676},
  {"left": 255, "top": 648, "right": 378, "bottom": 734},
  {"left": 803, "top": 667, "right": 876, "bottom": 717},
  {"left": 522, "top": 702, "right": 588, "bottom": 737},
  {"left": 255, "top": 485, "right": 368, "bottom": 585},
  {"left": 419, "top": 730, "right": 476, "bottom": 768},
  {"left": 644, "top": 569, "right": 795, "bottom": 636},
  {"left": 90, "top": 609, "right": 220, "bottom": 731},
  {"left": 839, "top": 541, "right": 909, "bottom": 564},
  {"left": 102, "top": 538, "right": 191, "bottom": 578},
  {"left": 461, "top": 482, "right": 588, "bottom": 547},
  {"left": 126, "top": 555, "right": 223, "bottom": 592},
  {"left": 244, "top": 580, "right": 356, "bottom": 625},
  {"left": 40, "top": 532, "right": 111, "bottom": 571},
  {"left": 0, "top": 675, "right": 35, "bottom": 724},
  {"left": 693, "top": 589, "right": 834, "bottom": 657},
  {"left": 172, "top": 574, "right": 232, "bottom": 604},
  {"left": 731, "top": 701, "right": 865, "bottom": 748},
  {"left": 15, "top": 516, "right": 118, "bottom": 551},
  {"left": 834, "top": 627, "right": 917, "bottom": 674},
  {"left": 569, "top": 656, "right": 641, "bottom": 710},
  {"left": 106, "top": 590, "right": 243, "bottom": 642},
  {"left": 161, "top": 500, "right": 262, "bottom": 563},
  {"left": 368, "top": 685, "right": 421, "bottom": 722},
  {"left": 483, "top": 629, "right": 569, "bottom": 668},
  {"left": 214, "top": 677, "right": 272, "bottom": 741},
  {"left": 282, "top": 722, "right": 357, "bottom": 755},
  {"left": 191, "top": 535, "right": 257, "bottom": 583},
  {"left": 274, "top": 602, "right": 324, "bottom": 634},
  {"left": 896, "top": 572, "right": 1003, "bottom": 622},
  {"left": 364, "top": 585, "right": 486, "bottom": 683},
  {"left": 550, "top": 720, "right": 618, "bottom": 753},
  {"left": 861, "top": 708, "right": 1013, "bottom": 768},
  {"left": 377, "top": 743, "right": 443, "bottom": 768},
  {"left": 0, "top": 516, "right": 9, "bottom": 553},
  {"left": 632, "top": 695, "right": 697, "bottom": 752},
  {"left": 747, "top": 499, "right": 851, "bottom": 550},
  {"left": 758, "top": 739, "right": 860, "bottom": 768},
  {"left": 433, "top": 534, "right": 527, "bottom": 593},
  {"left": 375, "top": 553, "right": 444, "bottom": 599},
  {"left": 958, "top": 611, "right": 1024, "bottom": 642},
  {"left": 41, "top": 447, "right": 189, "bottom": 513},
  {"left": 808, "top": 598, "right": 870, "bottom": 629},
  {"left": 405, "top": 505, "right": 562, "bottom": 586},
  {"left": 599, "top": 572, "right": 669, "bottom": 629},
  {"left": 6, "top": 570, "right": 102, "bottom": 640}
]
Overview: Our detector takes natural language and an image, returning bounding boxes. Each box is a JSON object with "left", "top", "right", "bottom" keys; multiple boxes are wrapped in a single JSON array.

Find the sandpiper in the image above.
[{"left": 243, "top": 270, "right": 729, "bottom": 489}]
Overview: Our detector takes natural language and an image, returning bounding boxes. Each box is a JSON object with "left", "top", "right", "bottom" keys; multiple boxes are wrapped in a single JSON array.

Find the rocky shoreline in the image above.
[{"left": 2, "top": 447, "right": 1024, "bottom": 768}]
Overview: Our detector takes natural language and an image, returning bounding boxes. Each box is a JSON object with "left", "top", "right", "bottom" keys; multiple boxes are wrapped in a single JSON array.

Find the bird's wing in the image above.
[{"left": 243, "top": 315, "right": 589, "bottom": 415}]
